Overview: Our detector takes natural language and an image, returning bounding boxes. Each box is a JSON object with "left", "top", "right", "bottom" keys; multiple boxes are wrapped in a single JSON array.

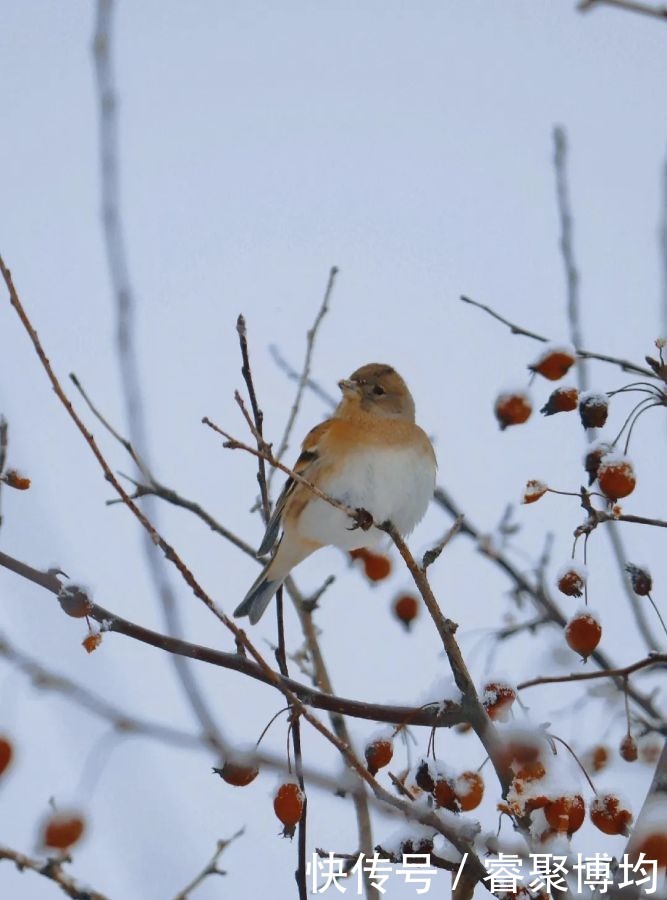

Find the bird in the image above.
[{"left": 234, "top": 363, "right": 437, "bottom": 624}]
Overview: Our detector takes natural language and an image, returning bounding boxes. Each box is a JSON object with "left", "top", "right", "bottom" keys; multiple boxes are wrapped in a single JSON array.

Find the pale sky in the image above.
[{"left": 1, "top": 3, "right": 666, "bottom": 898}]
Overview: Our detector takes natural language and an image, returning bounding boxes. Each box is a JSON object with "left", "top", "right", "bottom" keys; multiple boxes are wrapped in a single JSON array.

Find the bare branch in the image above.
[
  {"left": 433, "top": 485, "right": 666, "bottom": 729},
  {"left": 172, "top": 829, "right": 243, "bottom": 900},
  {"left": 553, "top": 125, "right": 588, "bottom": 392},
  {"left": 0, "top": 632, "right": 205, "bottom": 749},
  {"left": 91, "top": 0, "right": 224, "bottom": 758},
  {"left": 578, "top": 0, "right": 667, "bottom": 21},
  {"left": 517, "top": 653, "right": 667, "bottom": 691},
  {"left": 0, "top": 845, "right": 109, "bottom": 900},
  {"left": 0, "top": 549, "right": 465, "bottom": 730},
  {"left": 272, "top": 266, "right": 338, "bottom": 471},
  {"left": 460, "top": 295, "right": 656, "bottom": 378}
]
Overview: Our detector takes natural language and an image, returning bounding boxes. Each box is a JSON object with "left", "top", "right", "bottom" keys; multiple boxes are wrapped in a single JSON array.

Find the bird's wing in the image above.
[{"left": 257, "top": 419, "right": 331, "bottom": 556}]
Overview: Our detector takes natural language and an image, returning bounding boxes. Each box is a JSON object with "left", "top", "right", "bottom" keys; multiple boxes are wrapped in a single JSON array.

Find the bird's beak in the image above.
[{"left": 338, "top": 379, "right": 359, "bottom": 395}]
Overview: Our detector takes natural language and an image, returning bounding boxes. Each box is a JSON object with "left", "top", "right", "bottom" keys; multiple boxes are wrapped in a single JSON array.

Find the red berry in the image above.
[
  {"left": 393, "top": 594, "right": 419, "bottom": 630},
  {"left": 214, "top": 760, "right": 259, "bottom": 786},
  {"left": 42, "top": 812, "right": 86, "bottom": 850},
  {"left": 273, "top": 782, "right": 304, "bottom": 838},
  {"left": 365, "top": 738, "right": 393, "bottom": 775},
  {"left": 565, "top": 612, "right": 602, "bottom": 660},
  {"left": 590, "top": 794, "right": 633, "bottom": 836},
  {"left": 483, "top": 681, "right": 516, "bottom": 721},
  {"left": 495, "top": 392, "right": 532, "bottom": 430},
  {"left": 3, "top": 470, "right": 31, "bottom": 490},
  {"left": 363, "top": 552, "right": 391, "bottom": 582},
  {"left": 544, "top": 795, "right": 585, "bottom": 834},
  {"left": 454, "top": 771, "right": 484, "bottom": 811},
  {"left": 598, "top": 456, "right": 636, "bottom": 501},
  {"left": 541, "top": 386, "right": 579, "bottom": 415},
  {"left": 522, "top": 480, "right": 548, "bottom": 504},
  {"left": 619, "top": 734, "right": 638, "bottom": 762},
  {"left": 529, "top": 347, "right": 576, "bottom": 381},
  {"left": 557, "top": 567, "right": 586, "bottom": 598},
  {"left": 0, "top": 737, "right": 13, "bottom": 776}
]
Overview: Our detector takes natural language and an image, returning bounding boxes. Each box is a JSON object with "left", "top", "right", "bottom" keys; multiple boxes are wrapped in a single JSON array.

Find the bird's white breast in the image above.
[{"left": 297, "top": 444, "right": 436, "bottom": 550}]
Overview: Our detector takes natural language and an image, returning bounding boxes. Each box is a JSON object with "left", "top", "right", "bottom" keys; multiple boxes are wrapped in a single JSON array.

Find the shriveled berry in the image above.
[
  {"left": 495, "top": 392, "right": 532, "bottom": 430},
  {"left": 584, "top": 443, "right": 611, "bottom": 486},
  {"left": 579, "top": 392, "right": 609, "bottom": 429},
  {"left": 625, "top": 564, "right": 652, "bottom": 597},
  {"left": 619, "top": 734, "right": 638, "bottom": 762},
  {"left": 3, "top": 470, "right": 31, "bottom": 490},
  {"left": 541, "top": 386, "right": 579, "bottom": 415},
  {"left": 58, "top": 584, "right": 93, "bottom": 619},
  {"left": 529, "top": 346, "right": 576, "bottom": 381},
  {"left": 415, "top": 759, "right": 435, "bottom": 793},
  {"left": 557, "top": 567, "right": 586, "bottom": 598},
  {"left": 433, "top": 776, "right": 458, "bottom": 811},
  {"left": 522, "top": 480, "right": 548, "bottom": 504}
]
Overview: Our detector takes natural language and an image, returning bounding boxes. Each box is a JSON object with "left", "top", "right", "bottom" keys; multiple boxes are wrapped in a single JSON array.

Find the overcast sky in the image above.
[{"left": 1, "top": 3, "right": 666, "bottom": 898}]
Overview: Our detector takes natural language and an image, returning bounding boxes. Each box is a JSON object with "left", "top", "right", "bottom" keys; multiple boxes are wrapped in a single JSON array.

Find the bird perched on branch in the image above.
[{"left": 234, "top": 363, "right": 437, "bottom": 623}]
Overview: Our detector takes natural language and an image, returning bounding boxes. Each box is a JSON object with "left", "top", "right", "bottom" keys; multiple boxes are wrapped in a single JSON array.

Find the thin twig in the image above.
[
  {"left": 577, "top": 0, "right": 667, "bottom": 21},
  {"left": 0, "top": 633, "right": 205, "bottom": 749},
  {"left": 517, "top": 653, "right": 667, "bottom": 690},
  {"left": 0, "top": 845, "right": 109, "bottom": 900},
  {"left": 91, "top": 0, "right": 224, "bottom": 758},
  {"left": 272, "top": 266, "right": 338, "bottom": 473},
  {"left": 172, "top": 829, "right": 244, "bottom": 900},
  {"left": 379, "top": 521, "right": 513, "bottom": 794},
  {"left": 236, "top": 315, "right": 271, "bottom": 519},
  {"left": 0, "top": 415, "right": 7, "bottom": 529},
  {"left": 422, "top": 515, "right": 464, "bottom": 570},
  {"left": 460, "top": 295, "right": 656, "bottom": 378},
  {"left": 553, "top": 125, "right": 588, "bottom": 392},
  {"left": 433, "top": 485, "right": 666, "bottom": 730},
  {"left": 0, "top": 549, "right": 466, "bottom": 730},
  {"left": 269, "top": 345, "right": 338, "bottom": 409}
]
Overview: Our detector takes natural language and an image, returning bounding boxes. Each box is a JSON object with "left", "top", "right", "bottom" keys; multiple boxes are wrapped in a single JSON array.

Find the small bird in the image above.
[{"left": 234, "top": 363, "right": 437, "bottom": 623}]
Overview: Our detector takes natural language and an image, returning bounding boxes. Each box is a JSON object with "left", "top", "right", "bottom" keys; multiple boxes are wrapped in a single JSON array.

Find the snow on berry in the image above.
[
  {"left": 522, "top": 480, "right": 548, "bottom": 504},
  {"left": 495, "top": 389, "right": 532, "bottom": 430},
  {"left": 590, "top": 793, "right": 633, "bottom": 836},
  {"left": 540, "top": 386, "right": 579, "bottom": 415},
  {"left": 565, "top": 609, "right": 602, "bottom": 660},
  {"left": 583, "top": 440, "right": 612, "bottom": 486},
  {"left": 529, "top": 343, "right": 576, "bottom": 381},
  {"left": 482, "top": 679, "right": 517, "bottom": 721},
  {"left": 578, "top": 391, "right": 609, "bottom": 429},
  {"left": 625, "top": 563, "right": 652, "bottom": 596},
  {"left": 597, "top": 453, "right": 636, "bottom": 501},
  {"left": 556, "top": 562, "right": 588, "bottom": 598}
]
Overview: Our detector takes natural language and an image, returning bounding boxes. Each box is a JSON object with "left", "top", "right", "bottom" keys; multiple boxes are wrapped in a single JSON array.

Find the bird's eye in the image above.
[{"left": 372, "top": 385, "right": 385, "bottom": 396}]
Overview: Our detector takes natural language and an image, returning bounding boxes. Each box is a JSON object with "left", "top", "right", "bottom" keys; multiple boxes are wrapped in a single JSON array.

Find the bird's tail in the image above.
[
  {"left": 234, "top": 562, "right": 284, "bottom": 625},
  {"left": 234, "top": 537, "right": 317, "bottom": 624}
]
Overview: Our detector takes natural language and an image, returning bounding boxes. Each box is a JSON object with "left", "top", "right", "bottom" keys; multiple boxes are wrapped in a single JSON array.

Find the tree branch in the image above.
[
  {"left": 0, "top": 845, "right": 109, "bottom": 900},
  {"left": 460, "top": 295, "right": 656, "bottom": 378}
]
